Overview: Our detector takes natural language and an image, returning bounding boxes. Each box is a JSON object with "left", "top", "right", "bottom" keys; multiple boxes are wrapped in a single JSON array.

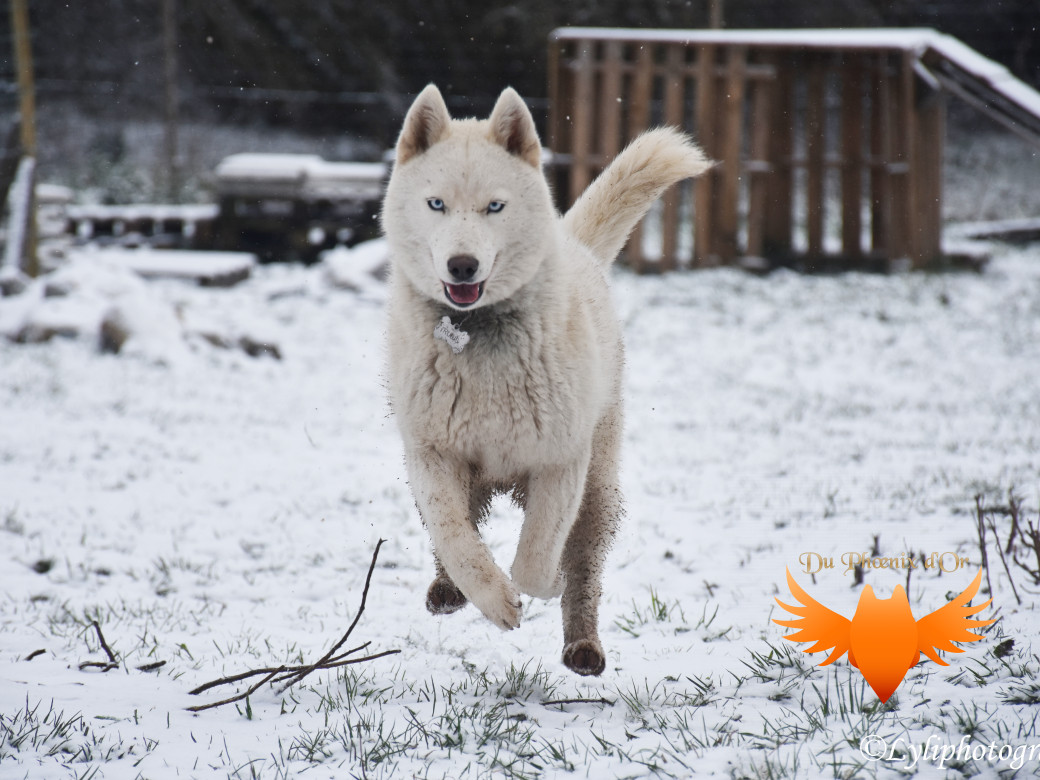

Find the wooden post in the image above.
[
  {"left": 547, "top": 37, "right": 564, "bottom": 155},
  {"left": 805, "top": 55, "right": 826, "bottom": 265},
  {"left": 911, "top": 81, "right": 945, "bottom": 268},
  {"left": 870, "top": 54, "right": 892, "bottom": 259},
  {"left": 568, "top": 41, "right": 596, "bottom": 208},
  {"left": 598, "top": 40, "right": 624, "bottom": 164},
  {"left": 745, "top": 70, "right": 774, "bottom": 261},
  {"left": 9, "top": 0, "right": 38, "bottom": 277},
  {"left": 709, "top": 0, "right": 724, "bottom": 29},
  {"left": 660, "top": 44, "right": 686, "bottom": 270},
  {"left": 693, "top": 45, "right": 717, "bottom": 267},
  {"left": 625, "top": 42, "right": 654, "bottom": 272},
  {"left": 163, "top": 0, "right": 181, "bottom": 202},
  {"left": 841, "top": 56, "right": 864, "bottom": 261},
  {"left": 890, "top": 51, "right": 915, "bottom": 266},
  {"left": 763, "top": 56, "right": 794, "bottom": 258},
  {"left": 716, "top": 46, "right": 746, "bottom": 263}
]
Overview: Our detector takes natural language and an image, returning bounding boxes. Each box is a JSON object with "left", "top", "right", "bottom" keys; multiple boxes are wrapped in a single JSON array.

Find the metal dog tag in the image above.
[{"left": 434, "top": 316, "right": 470, "bottom": 355}]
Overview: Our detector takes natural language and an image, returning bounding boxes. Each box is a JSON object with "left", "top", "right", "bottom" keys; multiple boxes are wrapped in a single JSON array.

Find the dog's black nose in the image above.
[{"left": 447, "top": 255, "right": 479, "bottom": 282}]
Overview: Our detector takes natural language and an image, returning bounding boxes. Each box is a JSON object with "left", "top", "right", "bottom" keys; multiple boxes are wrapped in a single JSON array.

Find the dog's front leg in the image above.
[
  {"left": 407, "top": 447, "right": 521, "bottom": 630},
  {"left": 510, "top": 450, "right": 591, "bottom": 599}
]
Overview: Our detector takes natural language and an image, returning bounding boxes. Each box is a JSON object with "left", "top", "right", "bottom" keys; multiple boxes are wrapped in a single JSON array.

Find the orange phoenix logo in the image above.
[{"left": 774, "top": 569, "right": 995, "bottom": 703}]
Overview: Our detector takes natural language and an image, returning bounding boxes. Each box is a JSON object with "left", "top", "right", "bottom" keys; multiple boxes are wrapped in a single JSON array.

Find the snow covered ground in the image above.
[{"left": 2, "top": 236, "right": 1040, "bottom": 779}]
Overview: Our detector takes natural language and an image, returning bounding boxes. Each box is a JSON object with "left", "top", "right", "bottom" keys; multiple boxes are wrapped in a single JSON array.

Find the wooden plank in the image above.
[
  {"left": 716, "top": 45, "right": 746, "bottom": 263},
  {"left": 890, "top": 51, "right": 914, "bottom": 265},
  {"left": 598, "top": 40, "right": 624, "bottom": 162},
  {"left": 625, "top": 42, "right": 654, "bottom": 272},
  {"left": 745, "top": 52, "right": 775, "bottom": 260},
  {"left": 805, "top": 55, "right": 826, "bottom": 263},
  {"left": 870, "top": 53, "right": 891, "bottom": 257},
  {"left": 763, "top": 56, "right": 794, "bottom": 257},
  {"left": 841, "top": 56, "right": 864, "bottom": 259},
  {"left": 911, "top": 80, "right": 945, "bottom": 266},
  {"left": 693, "top": 45, "right": 717, "bottom": 267},
  {"left": 547, "top": 38, "right": 572, "bottom": 213},
  {"left": 568, "top": 41, "right": 596, "bottom": 209},
  {"left": 660, "top": 44, "right": 686, "bottom": 270},
  {"left": 547, "top": 37, "right": 564, "bottom": 155}
]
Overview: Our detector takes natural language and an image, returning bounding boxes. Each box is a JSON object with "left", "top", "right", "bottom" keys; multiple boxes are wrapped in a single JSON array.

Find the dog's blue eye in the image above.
[
  {"left": 428, "top": 198, "right": 445, "bottom": 212},
  {"left": 487, "top": 201, "right": 505, "bottom": 214}
]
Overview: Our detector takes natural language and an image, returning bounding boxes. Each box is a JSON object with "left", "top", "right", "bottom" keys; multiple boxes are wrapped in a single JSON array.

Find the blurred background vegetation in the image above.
[{"left": 0, "top": 0, "right": 1036, "bottom": 202}]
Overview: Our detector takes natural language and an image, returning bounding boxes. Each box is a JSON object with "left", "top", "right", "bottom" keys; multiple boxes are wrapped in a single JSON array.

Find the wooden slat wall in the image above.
[{"left": 548, "top": 34, "right": 946, "bottom": 272}]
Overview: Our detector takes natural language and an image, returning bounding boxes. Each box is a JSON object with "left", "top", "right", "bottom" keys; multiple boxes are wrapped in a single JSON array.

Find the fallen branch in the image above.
[
  {"left": 541, "top": 697, "right": 616, "bottom": 708},
  {"left": 187, "top": 538, "right": 398, "bottom": 713},
  {"left": 79, "top": 621, "right": 119, "bottom": 672}
]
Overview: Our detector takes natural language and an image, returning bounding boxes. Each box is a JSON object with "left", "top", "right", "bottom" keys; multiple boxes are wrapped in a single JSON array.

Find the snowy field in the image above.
[{"left": 2, "top": 233, "right": 1040, "bottom": 778}]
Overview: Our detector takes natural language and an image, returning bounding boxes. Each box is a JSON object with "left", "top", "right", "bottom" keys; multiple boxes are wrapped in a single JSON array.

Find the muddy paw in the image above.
[
  {"left": 563, "top": 638, "right": 606, "bottom": 677},
  {"left": 426, "top": 576, "right": 468, "bottom": 615},
  {"left": 470, "top": 578, "right": 522, "bottom": 631}
]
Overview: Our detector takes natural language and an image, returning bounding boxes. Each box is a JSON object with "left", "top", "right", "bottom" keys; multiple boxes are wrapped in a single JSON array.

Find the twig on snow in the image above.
[
  {"left": 79, "top": 621, "right": 120, "bottom": 672},
  {"left": 187, "top": 538, "right": 399, "bottom": 713},
  {"left": 541, "top": 697, "right": 616, "bottom": 708}
]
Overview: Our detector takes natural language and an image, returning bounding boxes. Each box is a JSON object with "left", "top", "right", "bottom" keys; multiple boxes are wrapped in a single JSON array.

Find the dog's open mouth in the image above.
[{"left": 443, "top": 282, "right": 484, "bottom": 307}]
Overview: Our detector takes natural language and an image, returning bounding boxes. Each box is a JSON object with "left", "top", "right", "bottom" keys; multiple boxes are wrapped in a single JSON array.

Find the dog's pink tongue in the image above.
[{"left": 446, "top": 283, "right": 481, "bottom": 305}]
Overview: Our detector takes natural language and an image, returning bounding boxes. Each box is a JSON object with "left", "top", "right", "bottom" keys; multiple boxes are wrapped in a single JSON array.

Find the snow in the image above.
[
  {"left": 64, "top": 247, "right": 257, "bottom": 287},
  {"left": 2, "top": 238, "right": 1040, "bottom": 777}
]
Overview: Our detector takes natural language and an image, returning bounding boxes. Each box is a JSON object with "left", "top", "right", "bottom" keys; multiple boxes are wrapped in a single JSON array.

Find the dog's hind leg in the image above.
[{"left": 559, "top": 413, "right": 623, "bottom": 676}]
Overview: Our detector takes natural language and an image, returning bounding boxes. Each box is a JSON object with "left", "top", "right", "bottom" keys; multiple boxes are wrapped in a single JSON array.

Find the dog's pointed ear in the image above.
[
  {"left": 488, "top": 88, "right": 541, "bottom": 168},
  {"left": 396, "top": 85, "right": 451, "bottom": 165}
]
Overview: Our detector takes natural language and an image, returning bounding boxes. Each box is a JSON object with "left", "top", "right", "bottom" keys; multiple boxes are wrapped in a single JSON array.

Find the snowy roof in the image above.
[
  {"left": 215, "top": 153, "right": 387, "bottom": 200},
  {"left": 551, "top": 27, "right": 945, "bottom": 51}
]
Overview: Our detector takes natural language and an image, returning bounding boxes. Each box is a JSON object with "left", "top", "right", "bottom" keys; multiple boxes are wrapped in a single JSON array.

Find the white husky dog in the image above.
[{"left": 383, "top": 85, "right": 710, "bottom": 675}]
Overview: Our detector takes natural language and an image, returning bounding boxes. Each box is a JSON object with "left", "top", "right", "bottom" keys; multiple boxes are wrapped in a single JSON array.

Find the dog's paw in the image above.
[
  {"left": 469, "top": 577, "right": 522, "bottom": 631},
  {"left": 426, "top": 576, "right": 468, "bottom": 615},
  {"left": 562, "top": 638, "right": 606, "bottom": 677},
  {"left": 510, "top": 556, "right": 564, "bottom": 600}
]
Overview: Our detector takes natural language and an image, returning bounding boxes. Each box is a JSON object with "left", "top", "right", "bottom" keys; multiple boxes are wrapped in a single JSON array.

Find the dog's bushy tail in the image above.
[{"left": 562, "top": 128, "right": 712, "bottom": 265}]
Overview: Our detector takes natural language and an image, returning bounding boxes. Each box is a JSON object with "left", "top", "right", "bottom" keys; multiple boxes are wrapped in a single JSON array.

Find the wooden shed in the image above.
[{"left": 548, "top": 28, "right": 1040, "bottom": 272}]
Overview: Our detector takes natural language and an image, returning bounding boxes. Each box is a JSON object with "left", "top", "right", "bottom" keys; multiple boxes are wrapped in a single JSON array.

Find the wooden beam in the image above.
[
  {"left": 9, "top": 0, "right": 38, "bottom": 277},
  {"left": 745, "top": 60, "right": 774, "bottom": 260},
  {"left": 911, "top": 77, "right": 945, "bottom": 266},
  {"left": 625, "top": 43, "right": 654, "bottom": 272},
  {"left": 805, "top": 55, "right": 826, "bottom": 264},
  {"left": 841, "top": 56, "right": 864, "bottom": 259},
  {"left": 568, "top": 41, "right": 596, "bottom": 208},
  {"left": 10, "top": 0, "right": 35, "bottom": 157},
  {"left": 660, "top": 44, "right": 686, "bottom": 270},
  {"left": 892, "top": 51, "right": 914, "bottom": 265},
  {"left": 598, "top": 40, "right": 624, "bottom": 162},
  {"left": 870, "top": 53, "right": 892, "bottom": 258},
  {"left": 693, "top": 45, "right": 718, "bottom": 267},
  {"left": 716, "top": 45, "right": 746, "bottom": 263},
  {"left": 763, "top": 56, "right": 794, "bottom": 258}
]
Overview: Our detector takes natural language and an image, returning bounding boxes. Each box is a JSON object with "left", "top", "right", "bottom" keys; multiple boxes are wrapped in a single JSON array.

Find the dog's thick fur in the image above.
[{"left": 383, "top": 85, "right": 710, "bottom": 676}]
